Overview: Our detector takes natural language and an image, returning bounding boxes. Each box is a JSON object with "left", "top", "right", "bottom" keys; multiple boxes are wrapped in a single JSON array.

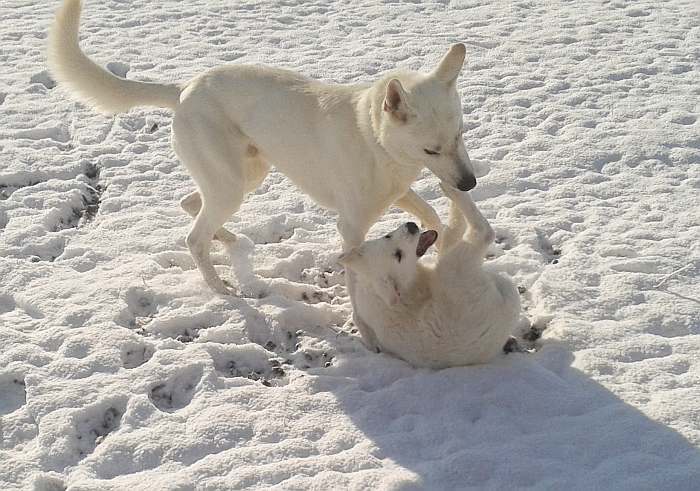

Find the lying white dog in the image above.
[
  {"left": 48, "top": 0, "right": 477, "bottom": 295},
  {"left": 340, "top": 185, "right": 520, "bottom": 368}
]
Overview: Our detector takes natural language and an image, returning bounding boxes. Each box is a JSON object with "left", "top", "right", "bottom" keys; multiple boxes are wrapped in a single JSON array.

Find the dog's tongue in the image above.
[{"left": 416, "top": 230, "right": 438, "bottom": 257}]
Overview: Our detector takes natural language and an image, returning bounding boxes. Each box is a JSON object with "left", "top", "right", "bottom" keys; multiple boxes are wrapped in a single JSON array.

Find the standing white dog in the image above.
[
  {"left": 48, "top": 0, "right": 477, "bottom": 295},
  {"left": 340, "top": 185, "right": 520, "bottom": 367}
]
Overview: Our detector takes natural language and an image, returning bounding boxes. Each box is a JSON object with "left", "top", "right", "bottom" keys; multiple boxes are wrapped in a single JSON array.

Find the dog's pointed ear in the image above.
[
  {"left": 338, "top": 248, "right": 362, "bottom": 267},
  {"left": 383, "top": 79, "right": 410, "bottom": 122},
  {"left": 433, "top": 43, "right": 466, "bottom": 85}
]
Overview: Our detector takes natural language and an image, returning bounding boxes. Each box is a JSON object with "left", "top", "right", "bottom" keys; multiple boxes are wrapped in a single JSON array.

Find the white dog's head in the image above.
[
  {"left": 339, "top": 222, "right": 438, "bottom": 306},
  {"left": 377, "top": 44, "right": 476, "bottom": 191}
]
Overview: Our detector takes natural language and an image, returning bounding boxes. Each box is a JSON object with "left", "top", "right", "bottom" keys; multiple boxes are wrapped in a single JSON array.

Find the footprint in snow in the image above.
[
  {"left": 116, "top": 286, "right": 160, "bottom": 330},
  {"left": 31, "top": 473, "right": 66, "bottom": 491},
  {"left": 0, "top": 295, "right": 45, "bottom": 320},
  {"left": 151, "top": 251, "right": 196, "bottom": 271},
  {"left": 300, "top": 266, "right": 345, "bottom": 289},
  {"left": 0, "top": 293, "right": 16, "bottom": 314},
  {"left": 535, "top": 230, "right": 562, "bottom": 264},
  {"left": 217, "top": 357, "right": 289, "bottom": 387},
  {"left": 75, "top": 404, "right": 125, "bottom": 458},
  {"left": 29, "top": 70, "right": 56, "bottom": 89},
  {"left": 609, "top": 259, "right": 660, "bottom": 274},
  {"left": 106, "top": 61, "right": 130, "bottom": 78},
  {"left": 669, "top": 114, "right": 696, "bottom": 126},
  {"left": 149, "top": 368, "right": 202, "bottom": 412},
  {"left": 0, "top": 375, "right": 26, "bottom": 416},
  {"left": 14, "top": 125, "right": 71, "bottom": 143},
  {"left": 120, "top": 341, "right": 155, "bottom": 369}
]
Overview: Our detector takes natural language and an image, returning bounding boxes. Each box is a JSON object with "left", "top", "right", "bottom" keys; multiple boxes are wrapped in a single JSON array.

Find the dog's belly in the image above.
[
  {"left": 256, "top": 141, "right": 372, "bottom": 210},
  {"left": 357, "top": 282, "right": 517, "bottom": 368}
]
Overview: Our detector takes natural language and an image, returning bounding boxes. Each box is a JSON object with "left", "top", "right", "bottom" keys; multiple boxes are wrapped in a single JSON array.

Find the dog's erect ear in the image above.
[
  {"left": 433, "top": 43, "right": 466, "bottom": 85},
  {"left": 416, "top": 230, "right": 438, "bottom": 257},
  {"left": 377, "top": 276, "right": 401, "bottom": 307},
  {"left": 338, "top": 248, "right": 362, "bottom": 267},
  {"left": 383, "top": 79, "right": 410, "bottom": 122}
]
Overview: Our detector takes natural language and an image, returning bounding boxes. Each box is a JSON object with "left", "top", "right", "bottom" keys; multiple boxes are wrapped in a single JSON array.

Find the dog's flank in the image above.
[
  {"left": 342, "top": 187, "right": 520, "bottom": 368},
  {"left": 48, "top": 0, "right": 476, "bottom": 303}
]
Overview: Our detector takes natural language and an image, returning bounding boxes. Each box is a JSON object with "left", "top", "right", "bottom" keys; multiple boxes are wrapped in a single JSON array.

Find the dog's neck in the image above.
[
  {"left": 357, "top": 75, "right": 418, "bottom": 170},
  {"left": 354, "top": 86, "right": 389, "bottom": 157},
  {"left": 395, "top": 263, "right": 432, "bottom": 309},
  {"left": 352, "top": 82, "right": 423, "bottom": 199}
]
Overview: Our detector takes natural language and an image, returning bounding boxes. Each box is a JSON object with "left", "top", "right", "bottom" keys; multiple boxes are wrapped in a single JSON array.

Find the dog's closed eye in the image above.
[
  {"left": 424, "top": 148, "right": 440, "bottom": 156},
  {"left": 394, "top": 249, "right": 403, "bottom": 262}
]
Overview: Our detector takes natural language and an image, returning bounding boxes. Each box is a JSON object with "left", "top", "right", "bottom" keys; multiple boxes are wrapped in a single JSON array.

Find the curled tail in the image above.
[{"left": 47, "top": 0, "right": 181, "bottom": 113}]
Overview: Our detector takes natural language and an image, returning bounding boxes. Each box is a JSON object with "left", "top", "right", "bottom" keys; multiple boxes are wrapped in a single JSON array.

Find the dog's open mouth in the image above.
[{"left": 416, "top": 230, "right": 438, "bottom": 257}]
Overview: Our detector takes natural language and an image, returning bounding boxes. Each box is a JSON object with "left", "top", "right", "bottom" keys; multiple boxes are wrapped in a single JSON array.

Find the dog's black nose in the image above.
[
  {"left": 406, "top": 222, "right": 419, "bottom": 235},
  {"left": 457, "top": 174, "right": 477, "bottom": 191}
]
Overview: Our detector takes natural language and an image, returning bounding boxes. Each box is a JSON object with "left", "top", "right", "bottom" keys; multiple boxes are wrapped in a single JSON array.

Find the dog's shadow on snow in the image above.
[{"left": 311, "top": 344, "right": 700, "bottom": 489}]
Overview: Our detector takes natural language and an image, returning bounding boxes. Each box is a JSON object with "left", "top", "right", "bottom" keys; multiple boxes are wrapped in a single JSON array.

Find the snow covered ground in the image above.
[{"left": 1, "top": 0, "right": 699, "bottom": 489}]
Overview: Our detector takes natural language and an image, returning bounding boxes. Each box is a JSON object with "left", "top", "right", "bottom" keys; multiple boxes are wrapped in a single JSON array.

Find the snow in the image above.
[{"left": 1, "top": 0, "right": 699, "bottom": 489}]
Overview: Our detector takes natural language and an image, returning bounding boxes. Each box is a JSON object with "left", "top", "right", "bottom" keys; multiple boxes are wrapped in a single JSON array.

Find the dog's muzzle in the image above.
[{"left": 457, "top": 173, "right": 477, "bottom": 191}]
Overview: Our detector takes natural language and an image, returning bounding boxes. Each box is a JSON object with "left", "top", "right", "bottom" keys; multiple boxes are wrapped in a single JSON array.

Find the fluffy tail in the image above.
[{"left": 47, "top": 0, "right": 181, "bottom": 113}]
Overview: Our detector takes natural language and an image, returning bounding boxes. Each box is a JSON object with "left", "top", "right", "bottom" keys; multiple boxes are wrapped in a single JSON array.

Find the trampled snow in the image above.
[{"left": 1, "top": 0, "right": 699, "bottom": 489}]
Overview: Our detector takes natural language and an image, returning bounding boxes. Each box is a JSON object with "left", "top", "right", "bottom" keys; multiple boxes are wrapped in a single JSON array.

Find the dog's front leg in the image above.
[
  {"left": 352, "top": 312, "right": 381, "bottom": 353},
  {"left": 395, "top": 189, "right": 444, "bottom": 248},
  {"left": 336, "top": 218, "right": 366, "bottom": 253},
  {"left": 395, "top": 189, "right": 441, "bottom": 230},
  {"left": 346, "top": 267, "right": 381, "bottom": 352},
  {"left": 337, "top": 218, "right": 381, "bottom": 352}
]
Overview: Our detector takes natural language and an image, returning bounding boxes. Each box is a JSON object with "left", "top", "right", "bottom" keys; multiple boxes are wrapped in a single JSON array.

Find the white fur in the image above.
[
  {"left": 48, "top": 0, "right": 477, "bottom": 296},
  {"left": 341, "top": 185, "right": 520, "bottom": 368}
]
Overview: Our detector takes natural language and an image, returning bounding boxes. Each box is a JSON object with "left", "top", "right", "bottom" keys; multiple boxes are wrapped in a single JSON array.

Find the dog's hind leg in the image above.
[
  {"left": 187, "top": 193, "right": 243, "bottom": 294},
  {"left": 180, "top": 150, "right": 270, "bottom": 244},
  {"left": 180, "top": 191, "right": 237, "bottom": 243},
  {"left": 173, "top": 113, "right": 250, "bottom": 295}
]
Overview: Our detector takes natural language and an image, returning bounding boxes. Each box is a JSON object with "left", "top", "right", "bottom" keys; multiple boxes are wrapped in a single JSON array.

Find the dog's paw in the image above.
[
  {"left": 210, "top": 279, "right": 238, "bottom": 297},
  {"left": 503, "top": 336, "right": 525, "bottom": 354}
]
